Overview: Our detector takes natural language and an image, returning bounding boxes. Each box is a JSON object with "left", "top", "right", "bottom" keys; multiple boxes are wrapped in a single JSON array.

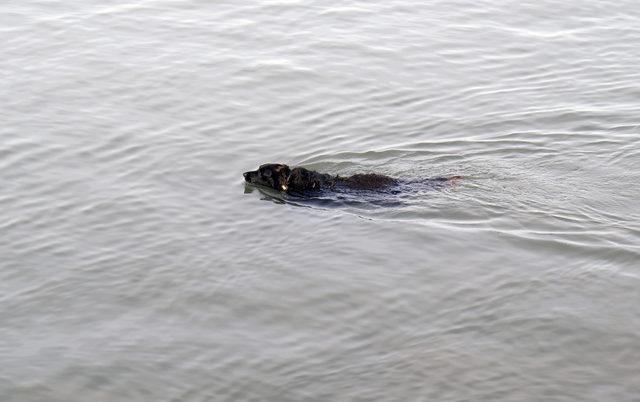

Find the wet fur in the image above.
[{"left": 243, "top": 163, "right": 399, "bottom": 194}]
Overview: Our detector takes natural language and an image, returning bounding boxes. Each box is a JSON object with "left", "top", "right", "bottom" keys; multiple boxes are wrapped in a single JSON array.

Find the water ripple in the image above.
[{"left": 3, "top": 0, "right": 640, "bottom": 400}]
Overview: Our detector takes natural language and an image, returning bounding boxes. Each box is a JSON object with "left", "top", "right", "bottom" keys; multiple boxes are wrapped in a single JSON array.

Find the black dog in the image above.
[{"left": 243, "top": 163, "right": 457, "bottom": 195}]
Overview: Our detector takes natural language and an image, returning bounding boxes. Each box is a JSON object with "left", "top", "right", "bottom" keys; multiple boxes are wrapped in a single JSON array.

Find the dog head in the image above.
[{"left": 243, "top": 163, "right": 291, "bottom": 191}]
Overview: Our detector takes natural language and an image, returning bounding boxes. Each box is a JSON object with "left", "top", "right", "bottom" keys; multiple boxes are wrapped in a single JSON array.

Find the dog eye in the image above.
[{"left": 261, "top": 169, "right": 271, "bottom": 178}]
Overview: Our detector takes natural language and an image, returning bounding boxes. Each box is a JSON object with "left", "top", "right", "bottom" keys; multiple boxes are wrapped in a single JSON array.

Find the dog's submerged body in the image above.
[{"left": 243, "top": 163, "right": 458, "bottom": 197}]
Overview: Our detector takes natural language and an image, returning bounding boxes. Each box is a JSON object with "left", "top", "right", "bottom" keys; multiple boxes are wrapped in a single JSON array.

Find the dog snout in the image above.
[{"left": 243, "top": 172, "right": 251, "bottom": 182}]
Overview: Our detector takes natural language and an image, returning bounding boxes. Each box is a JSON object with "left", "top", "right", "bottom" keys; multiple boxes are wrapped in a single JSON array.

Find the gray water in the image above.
[{"left": 2, "top": 1, "right": 640, "bottom": 401}]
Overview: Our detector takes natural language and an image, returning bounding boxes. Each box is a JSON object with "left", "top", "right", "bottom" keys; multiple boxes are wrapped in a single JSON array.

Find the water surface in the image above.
[{"left": 2, "top": 1, "right": 640, "bottom": 401}]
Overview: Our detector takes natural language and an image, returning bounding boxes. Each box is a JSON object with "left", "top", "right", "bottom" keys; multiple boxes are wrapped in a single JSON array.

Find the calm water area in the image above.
[{"left": 2, "top": 1, "right": 640, "bottom": 400}]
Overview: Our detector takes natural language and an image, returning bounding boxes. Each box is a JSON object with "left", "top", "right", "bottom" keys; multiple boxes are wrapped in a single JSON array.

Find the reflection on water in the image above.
[{"left": 2, "top": 0, "right": 640, "bottom": 401}]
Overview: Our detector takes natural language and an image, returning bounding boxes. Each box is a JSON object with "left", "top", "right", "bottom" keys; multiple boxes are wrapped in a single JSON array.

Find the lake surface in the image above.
[{"left": 2, "top": 1, "right": 640, "bottom": 400}]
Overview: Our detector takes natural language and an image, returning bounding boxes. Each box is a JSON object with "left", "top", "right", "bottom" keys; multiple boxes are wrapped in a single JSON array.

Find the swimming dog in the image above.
[{"left": 243, "top": 163, "right": 457, "bottom": 195}]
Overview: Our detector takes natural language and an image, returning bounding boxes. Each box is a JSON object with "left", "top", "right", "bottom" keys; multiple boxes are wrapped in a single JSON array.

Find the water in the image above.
[{"left": 2, "top": 1, "right": 640, "bottom": 400}]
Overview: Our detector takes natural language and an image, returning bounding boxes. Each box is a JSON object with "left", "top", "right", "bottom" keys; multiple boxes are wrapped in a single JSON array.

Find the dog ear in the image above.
[
  {"left": 280, "top": 165, "right": 291, "bottom": 178},
  {"left": 277, "top": 165, "right": 291, "bottom": 191}
]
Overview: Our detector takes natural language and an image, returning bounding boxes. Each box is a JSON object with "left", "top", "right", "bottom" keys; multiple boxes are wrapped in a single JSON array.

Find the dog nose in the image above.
[{"left": 243, "top": 172, "right": 251, "bottom": 182}]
